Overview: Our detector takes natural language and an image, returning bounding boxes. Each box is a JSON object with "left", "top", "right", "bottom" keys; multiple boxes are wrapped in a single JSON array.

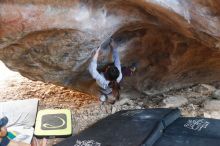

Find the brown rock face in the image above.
[{"left": 1, "top": 0, "right": 220, "bottom": 96}]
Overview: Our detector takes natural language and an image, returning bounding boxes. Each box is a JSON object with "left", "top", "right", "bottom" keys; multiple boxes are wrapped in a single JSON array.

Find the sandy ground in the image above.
[{"left": 0, "top": 61, "right": 219, "bottom": 145}]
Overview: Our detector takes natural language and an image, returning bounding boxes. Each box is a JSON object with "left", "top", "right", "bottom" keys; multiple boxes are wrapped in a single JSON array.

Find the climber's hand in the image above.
[{"left": 110, "top": 38, "right": 117, "bottom": 49}]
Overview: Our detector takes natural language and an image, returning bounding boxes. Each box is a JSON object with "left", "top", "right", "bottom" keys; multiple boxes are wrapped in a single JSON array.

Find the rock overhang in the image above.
[{"left": 1, "top": 0, "right": 220, "bottom": 96}]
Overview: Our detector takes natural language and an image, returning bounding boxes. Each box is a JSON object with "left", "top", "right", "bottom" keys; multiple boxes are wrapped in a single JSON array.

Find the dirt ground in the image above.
[{"left": 0, "top": 61, "right": 219, "bottom": 145}]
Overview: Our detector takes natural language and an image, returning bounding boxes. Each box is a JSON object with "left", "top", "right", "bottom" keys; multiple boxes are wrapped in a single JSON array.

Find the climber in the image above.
[{"left": 89, "top": 38, "right": 122, "bottom": 103}]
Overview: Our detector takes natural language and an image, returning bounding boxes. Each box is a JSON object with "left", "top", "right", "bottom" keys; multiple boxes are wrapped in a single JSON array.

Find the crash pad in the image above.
[
  {"left": 154, "top": 117, "right": 220, "bottom": 146},
  {"left": 55, "top": 108, "right": 220, "bottom": 146},
  {"left": 55, "top": 108, "right": 180, "bottom": 146},
  {"left": 34, "top": 109, "right": 72, "bottom": 137}
]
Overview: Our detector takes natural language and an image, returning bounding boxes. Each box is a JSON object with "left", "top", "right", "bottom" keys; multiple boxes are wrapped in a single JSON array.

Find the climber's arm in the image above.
[
  {"left": 111, "top": 42, "right": 122, "bottom": 83},
  {"left": 89, "top": 47, "right": 110, "bottom": 89}
]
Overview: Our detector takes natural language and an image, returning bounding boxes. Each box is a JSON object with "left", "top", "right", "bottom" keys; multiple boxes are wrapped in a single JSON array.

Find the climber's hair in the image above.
[
  {"left": 105, "top": 66, "right": 120, "bottom": 81},
  {"left": 105, "top": 65, "right": 120, "bottom": 100},
  {"left": 109, "top": 81, "right": 120, "bottom": 100}
]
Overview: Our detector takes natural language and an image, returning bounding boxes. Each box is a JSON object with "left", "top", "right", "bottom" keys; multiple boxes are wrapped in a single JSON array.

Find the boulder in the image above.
[
  {"left": 204, "top": 111, "right": 220, "bottom": 119},
  {"left": 1, "top": 0, "right": 220, "bottom": 96},
  {"left": 204, "top": 100, "right": 220, "bottom": 111},
  {"left": 163, "top": 96, "right": 188, "bottom": 108},
  {"left": 212, "top": 90, "right": 220, "bottom": 100},
  {"left": 204, "top": 99, "right": 220, "bottom": 119}
]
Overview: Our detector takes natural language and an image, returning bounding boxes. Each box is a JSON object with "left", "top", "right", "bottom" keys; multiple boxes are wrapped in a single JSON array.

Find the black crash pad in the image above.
[
  {"left": 154, "top": 117, "right": 220, "bottom": 146},
  {"left": 55, "top": 108, "right": 180, "bottom": 146}
]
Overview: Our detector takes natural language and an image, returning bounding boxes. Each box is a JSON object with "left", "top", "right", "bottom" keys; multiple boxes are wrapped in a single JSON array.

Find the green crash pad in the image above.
[{"left": 34, "top": 109, "right": 72, "bottom": 137}]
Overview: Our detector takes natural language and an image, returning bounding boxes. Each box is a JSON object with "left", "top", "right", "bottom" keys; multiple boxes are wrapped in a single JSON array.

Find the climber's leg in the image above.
[{"left": 122, "top": 62, "right": 137, "bottom": 77}]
